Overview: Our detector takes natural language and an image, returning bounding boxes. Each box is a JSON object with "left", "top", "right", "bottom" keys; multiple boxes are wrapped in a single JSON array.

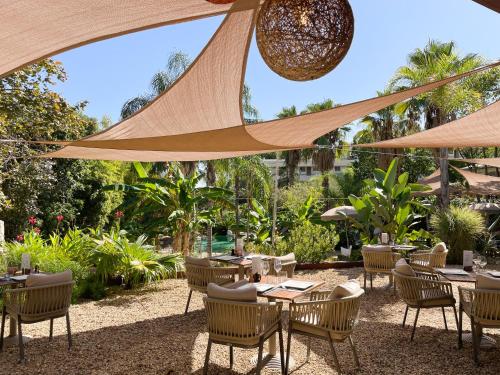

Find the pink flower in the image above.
[
  {"left": 28, "top": 216, "right": 37, "bottom": 225},
  {"left": 16, "top": 234, "right": 24, "bottom": 242},
  {"left": 33, "top": 227, "right": 41, "bottom": 234},
  {"left": 115, "top": 210, "right": 124, "bottom": 218},
  {"left": 56, "top": 214, "right": 64, "bottom": 223}
]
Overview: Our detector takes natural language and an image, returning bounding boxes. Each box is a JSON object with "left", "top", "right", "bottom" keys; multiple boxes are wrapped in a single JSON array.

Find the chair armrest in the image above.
[
  {"left": 392, "top": 253, "right": 402, "bottom": 262},
  {"left": 259, "top": 301, "right": 283, "bottom": 335},
  {"left": 308, "top": 290, "right": 333, "bottom": 301},
  {"left": 210, "top": 267, "right": 238, "bottom": 284},
  {"left": 410, "top": 253, "right": 431, "bottom": 263},
  {"left": 414, "top": 278, "right": 453, "bottom": 301},
  {"left": 416, "top": 272, "right": 439, "bottom": 281}
]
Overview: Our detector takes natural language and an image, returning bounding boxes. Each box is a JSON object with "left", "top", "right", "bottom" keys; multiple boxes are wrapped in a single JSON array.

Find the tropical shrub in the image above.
[
  {"left": 90, "top": 229, "right": 180, "bottom": 288},
  {"left": 3, "top": 228, "right": 181, "bottom": 300},
  {"left": 276, "top": 222, "right": 338, "bottom": 263},
  {"left": 349, "top": 158, "right": 430, "bottom": 244},
  {"left": 430, "top": 206, "right": 486, "bottom": 263}
]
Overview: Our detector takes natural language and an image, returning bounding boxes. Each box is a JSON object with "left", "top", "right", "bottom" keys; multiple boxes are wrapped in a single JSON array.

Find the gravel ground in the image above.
[{"left": 0, "top": 268, "right": 499, "bottom": 374}]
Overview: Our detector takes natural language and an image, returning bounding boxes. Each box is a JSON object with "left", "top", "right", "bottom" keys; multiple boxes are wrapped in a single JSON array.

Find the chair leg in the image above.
[
  {"left": 285, "top": 328, "right": 292, "bottom": 375},
  {"left": 229, "top": 345, "right": 234, "bottom": 369},
  {"left": 278, "top": 324, "right": 285, "bottom": 375},
  {"left": 327, "top": 335, "right": 342, "bottom": 374},
  {"left": 49, "top": 318, "right": 54, "bottom": 341},
  {"left": 441, "top": 307, "right": 448, "bottom": 331},
  {"left": 256, "top": 338, "right": 264, "bottom": 375},
  {"left": 203, "top": 339, "right": 212, "bottom": 375},
  {"left": 471, "top": 319, "right": 480, "bottom": 366},
  {"left": 66, "top": 312, "right": 72, "bottom": 350},
  {"left": 402, "top": 305, "right": 409, "bottom": 328},
  {"left": 370, "top": 274, "right": 373, "bottom": 290},
  {"left": 363, "top": 271, "right": 366, "bottom": 290},
  {"left": 184, "top": 289, "right": 193, "bottom": 315},
  {"left": 348, "top": 335, "right": 360, "bottom": 369},
  {"left": 17, "top": 316, "right": 25, "bottom": 363},
  {"left": 410, "top": 307, "right": 420, "bottom": 341},
  {"left": 452, "top": 305, "right": 459, "bottom": 331},
  {"left": 458, "top": 304, "right": 463, "bottom": 349},
  {"left": 0, "top": 307, "right": 6, "bottom": 351},
  {"left": 306, "top": 337, "right": 311, "bottom": 362}
]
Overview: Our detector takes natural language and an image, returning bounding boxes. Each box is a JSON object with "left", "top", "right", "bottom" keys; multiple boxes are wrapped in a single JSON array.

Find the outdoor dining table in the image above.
[
  {"left": 252, "top": 276, "right": 325, "bottom": 371},
  {"left": 209, "top": 254, "right": 273, "bottom": 280},
  {"left": 0, "top": 274, "right": 30, "bottom": 346}
]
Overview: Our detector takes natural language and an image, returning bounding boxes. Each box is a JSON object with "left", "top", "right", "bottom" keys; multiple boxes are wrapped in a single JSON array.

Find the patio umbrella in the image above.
[
  {"left": 321, "top": 206, "right": 357, "bottom": 249},
  {"left": 469, "top": 202, "right": 500, "bottom": 213}
]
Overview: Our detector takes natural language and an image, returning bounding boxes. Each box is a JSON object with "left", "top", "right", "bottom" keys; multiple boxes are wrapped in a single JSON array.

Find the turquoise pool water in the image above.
[{"left": 198, "top": 235, "right": 234, "bottom": 254}]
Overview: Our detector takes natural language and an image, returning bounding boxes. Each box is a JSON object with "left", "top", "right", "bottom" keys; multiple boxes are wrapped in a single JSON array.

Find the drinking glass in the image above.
[
  {"left": 478, "top": 255, "right": 487, "bottom": 271},
  {"left": 274, "top": 258, "right": 282, "bottom": 282},
  {"left": 472, "top": 253, "right": 481, "bottom": 273},
  {"left": 262, "top": 260, "right": 270, "bottom": 278}
]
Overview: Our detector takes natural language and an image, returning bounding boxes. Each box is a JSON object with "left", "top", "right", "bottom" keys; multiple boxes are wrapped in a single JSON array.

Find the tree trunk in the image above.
[
  {"left": 271, "top": 158, "right": 279, "bottom": 246},
  {"left": 322, "top": 173, "right": 330, "bottom": 210},
  {"left": 439, "top": 148, "right": 450, "bottom": 208}
]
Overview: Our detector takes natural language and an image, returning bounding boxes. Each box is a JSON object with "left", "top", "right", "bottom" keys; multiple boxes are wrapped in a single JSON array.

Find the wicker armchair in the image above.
[
  {"left": 286, "top": 288, "right": 364, "bottom": 374},
  {"left": 409, "top": 242, "right": 448, "bottom": 272},
  {"left": 0, "top": 281, "right": 74, "bottom": 362},
  {"left": 392, "top": 270, "right": 458, "bottom": 341},
  {"left": 203, "top": 297, "right": 284, "bottom": 375},
  {"left": 184, "top": 257, "right": 238, "bottom": 315},
  {"left": 361, "top": 246, "right": 401, "bottom": 291},
  {"left": 268, "top": 253, "right": 297, "bottom": 278},
  {"left": 458, "top": 285, "right": 500, "bottom": 364}
]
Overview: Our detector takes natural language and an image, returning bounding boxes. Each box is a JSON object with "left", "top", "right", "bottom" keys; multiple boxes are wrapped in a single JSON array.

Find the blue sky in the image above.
[{"left": 53, "top": 0, "right": 499, "bottom": 140}]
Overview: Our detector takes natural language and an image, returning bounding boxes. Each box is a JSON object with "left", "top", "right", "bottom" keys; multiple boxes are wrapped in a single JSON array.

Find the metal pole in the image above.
[{"left": 272, "top": 155, "right": 279, "bottom": 246}]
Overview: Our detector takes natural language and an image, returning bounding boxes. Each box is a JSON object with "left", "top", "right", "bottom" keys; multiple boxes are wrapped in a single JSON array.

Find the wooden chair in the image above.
[
  {"left": 392, "top": 268, "right": 458, "bottom": 341},
  {"left": 269, "top": 253, "right": 297, "bottom": 278},
  {"left": 458, "top": 275, "right": 500, "bottom": 365},
  {"left": 184, "top": 256, "right": 238, "bottom": 315},
  {"left": 410, "top": 242, "right": 448, "bottom": 273},
  {"left": 361, "top": 246, "right": 401, "bottom": 291},
  {"left": 203, "top": 284, "right": 284, "bottom": 375},
  {"left": 286, "top": 285, "right": 364, "bottom": 374},
  {"left": 0, "top": 281, "right": 74, "bottom": 362}
]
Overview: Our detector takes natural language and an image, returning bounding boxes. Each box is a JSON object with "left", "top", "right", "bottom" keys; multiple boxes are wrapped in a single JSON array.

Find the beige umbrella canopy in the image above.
[
  {"left": 321, "top": 206, "right": 357, "bottom": 221},
  {"left": 469, "top": 202, "right": 500, "bottom": 213}
]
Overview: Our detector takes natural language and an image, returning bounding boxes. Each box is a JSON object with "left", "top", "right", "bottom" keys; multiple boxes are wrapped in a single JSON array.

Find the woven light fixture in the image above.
[
  {"left": 256, "top": 0, "right": 354, "bottom": 81},
  {"left": 206, "top": 0, "right": 236, "bottom": 4}
]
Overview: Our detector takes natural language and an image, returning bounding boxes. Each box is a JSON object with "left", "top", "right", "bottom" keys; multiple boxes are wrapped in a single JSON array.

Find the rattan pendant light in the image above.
[
  {"left": 256, "top": 0, "right": 354, "bottom": 81},
  {"left": 206, "top": 0, "right": 236, "bottom": 4}
]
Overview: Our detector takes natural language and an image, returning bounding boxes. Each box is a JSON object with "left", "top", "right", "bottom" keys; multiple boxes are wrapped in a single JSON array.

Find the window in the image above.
[
  {"left": 306, "top": 167, "right": 312, "bottom": 176},
  {"left": 334, "top": 166, "right": 341, "bottom": 172}
]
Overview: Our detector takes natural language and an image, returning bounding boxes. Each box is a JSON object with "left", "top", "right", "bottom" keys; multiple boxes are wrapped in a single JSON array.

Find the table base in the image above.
[
  {"left": 250, "top": 352, "right": 295, "bottom": 371},
  {"left": 3, "top": 334, "right": 32, "bottom": 347},
  {"left": 462, "top": 333, "right": 497, "bottom": 349}
]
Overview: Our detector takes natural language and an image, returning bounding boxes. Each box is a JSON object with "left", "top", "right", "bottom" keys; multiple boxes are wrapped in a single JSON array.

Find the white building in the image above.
[{"left": 263, "top": 156, "right": 354, "bottom": 182}]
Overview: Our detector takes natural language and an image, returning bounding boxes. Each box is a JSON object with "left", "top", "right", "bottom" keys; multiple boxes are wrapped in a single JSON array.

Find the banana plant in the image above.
[
  {"left": 104, "top": 162, "right": 234, "bottom": 255},
  {"left": 348, "top": 158, "right": 430, "bottom": 243}
]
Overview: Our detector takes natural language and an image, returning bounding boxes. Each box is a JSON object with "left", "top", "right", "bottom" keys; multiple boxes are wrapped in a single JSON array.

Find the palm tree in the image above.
[
  {"left": 277, "top": 106, "right": 300, "bottom": 186},
  {"left": 391, "top": 40, "right": 497, "bottom": 207},
  {"left": 300, "top": 99, "right": 349, "bottom": 209},
  {"left": 361, "top": 88, "right": 420, "bottom": 170}
]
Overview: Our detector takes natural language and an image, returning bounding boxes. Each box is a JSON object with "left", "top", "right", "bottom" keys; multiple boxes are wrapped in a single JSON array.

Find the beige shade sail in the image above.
[
  {"left": 357, "top": 99, "right": 500, "bottom": 149},
  {"left": 472, "top": 0, "right": 500, "bottom": 12},
  {"left": 458, "top": 158, "right": 500, "bottom": 169},
  {"left": 453, "top": 166, "right": 500, "bottom": 196},
  {"left": 42, "top": 61, "right": 500, "bottom": 160},
  {"left": 415, "top": 169, "right": 443, "bottom": 196},
  {"left": 0, "top": 0, "right": 269, "bottom": 79}
]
